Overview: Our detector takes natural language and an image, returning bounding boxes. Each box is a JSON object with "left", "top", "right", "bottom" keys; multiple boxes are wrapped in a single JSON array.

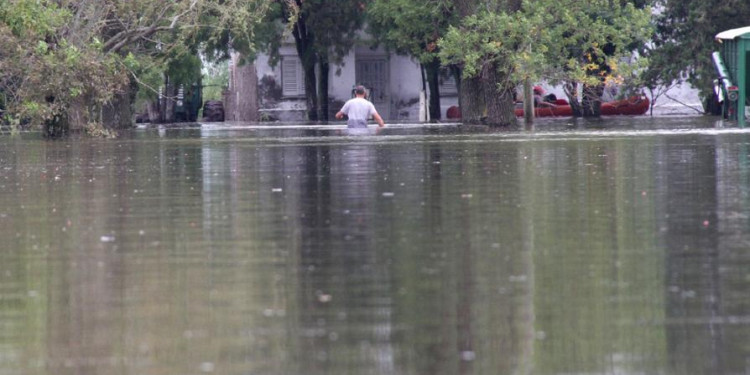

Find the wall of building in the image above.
[{"left": 255, "top": 42, "right": 455, "bottom": 123}]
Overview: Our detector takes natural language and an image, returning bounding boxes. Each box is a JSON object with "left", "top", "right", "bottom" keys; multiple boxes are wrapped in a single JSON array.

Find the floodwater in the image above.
[{"left": 1, "top": 116, "right": 750, "bottom": 375}]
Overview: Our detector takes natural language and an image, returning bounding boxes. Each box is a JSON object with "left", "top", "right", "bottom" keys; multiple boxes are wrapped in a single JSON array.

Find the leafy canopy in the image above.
[
  {"left": 438, "top": 0, "right": 651, "bottom": 87},
  {"left": 368, "top": 0, "right": 457, "bottom": 64},
  {"left": 0, "top": 0, "right": 270, "bottom": 128}
]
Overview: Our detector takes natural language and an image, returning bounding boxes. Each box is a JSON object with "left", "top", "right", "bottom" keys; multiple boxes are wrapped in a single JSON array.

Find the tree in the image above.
[
  {"left": 368, "top": 0, "right": 457, "bottom": 122},
  {"left": 647, "top": 0, "right": 750, "bottom": 112},
  {"left": 270, "top": 0, "right": 366, "bottom": 121},
  {"left": 439, "top": 0, "right": 650, "bottom": 123},
  {"left": 448, "top": 0, "right": 487, "bottom": 124},
  {"left": 0, "top": 0, "right": 270, "bottom": 135},
  {"left": 0, "top": 0, "right": 130, "bottom": 135},
  {"left": 439, "top": 0, "right": 536, "bottom": 126},
  {"left": 539, "top": 0, "right": 652, "bottom": 117}
]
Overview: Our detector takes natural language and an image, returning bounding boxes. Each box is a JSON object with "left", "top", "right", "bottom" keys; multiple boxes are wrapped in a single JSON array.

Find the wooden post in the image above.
[{"left": 523, "top": 78, "right": 534, "bottom": 128}]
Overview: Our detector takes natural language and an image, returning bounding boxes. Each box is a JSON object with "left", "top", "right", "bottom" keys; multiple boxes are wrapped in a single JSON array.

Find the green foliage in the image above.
[
  {"left": 0, "top": 0, "right": 271, "bottom": 132},
  {"left": 0, "top": 1, "right": 130, "bottom": 129},
  {"left": 439, "top": 10, "right": 543, "bottom": 82},
  {"left": 202, "top": 61, "right": 229, "bottom": 102},
  {"left": 305, "top": 0, "right": 366, "bottom": 62},
  {"left": 368, "top": 0, "right": 456, "bottom": 64},
  {"left": 646, "top": 0, "right": 750, "bottom": 101},
  {"left": 0, "top": 0, "right": 70, "bottom": 39},
  {"left": 437, "top": 0, "right": 650, "bottom": 88},
  {"left": 167, "top": 51, "right": 203, "bottom": 87},
  {"left": 539, "top": 0, "right": 652, "bottom": 85}
]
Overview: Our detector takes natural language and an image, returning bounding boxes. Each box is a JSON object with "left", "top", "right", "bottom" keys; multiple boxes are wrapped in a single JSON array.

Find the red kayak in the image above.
[{"left": 515, "top": 96, "right": 650, "bottom": 117}]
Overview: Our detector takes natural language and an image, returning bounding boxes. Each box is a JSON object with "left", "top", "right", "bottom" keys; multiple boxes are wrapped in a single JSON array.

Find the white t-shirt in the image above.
[{"left": 340, "top": 97, "right": 377, "bottom": 121}]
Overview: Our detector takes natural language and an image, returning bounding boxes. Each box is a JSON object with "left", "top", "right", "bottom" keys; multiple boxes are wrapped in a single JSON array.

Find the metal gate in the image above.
[{"left": 356, "top": 59, "right": 389, "bottom": 119}]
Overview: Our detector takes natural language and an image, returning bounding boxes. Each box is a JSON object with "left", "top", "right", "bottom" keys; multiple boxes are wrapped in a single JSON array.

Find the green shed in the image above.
[{"left": 715, "top": 26, "right": 750, "bottom": 127}]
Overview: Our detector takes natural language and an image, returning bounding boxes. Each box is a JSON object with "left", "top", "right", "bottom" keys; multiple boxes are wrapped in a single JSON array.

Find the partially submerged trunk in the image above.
[
  {"left": 482, "top": 63, "right": 517, "bottom": 127},
  {"left": 564, "top": 81, "right": 582, "bottom": 117},
  {"left": 565, "top": 80, "right": 605, "bottom": 118},
  {"left": 453, "top": 0, "right": 484, "bottom": 124},
  {"left": 302, "top": 61, "right": 318, "bottom": 121},
  {"left": 424, "top": 59, "right": 442, "bottom": 122},
  {"left": 580, "top": 83, "right": 604, "bottom": 117},
  {"left": 318, "top": 56, "right": 330, "bottom": 121},
  {"left": 458, "top": 74, "right": 486, "bottom": 124},
  {"left": 102, "top": 77, "right": 138, "bottom": 129},
  {"left": 163, "top": 84, "right": 176, "bottom": 123},
  {"left": 65, "top": 77, "right": 137, "bottom": 134},
  {"left": 226, "top": 60, "right": 259, "bottom": 122},
  {"left": 292, "top": 14, "right": 319, "bottom": 121}
]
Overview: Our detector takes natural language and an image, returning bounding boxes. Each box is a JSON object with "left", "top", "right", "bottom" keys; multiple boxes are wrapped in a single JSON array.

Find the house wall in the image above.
[
  {"left": 256, "top": 45, "right": 308, "bottom": 122},
  {"left": 330, "top": 49, "right": 356, "bottom": 104},
  {"left": 388, "top": 54, "right": 422, "bottom": 120},
  {"left": 255, "top": 42, "right": 460, "bottom": 122}
]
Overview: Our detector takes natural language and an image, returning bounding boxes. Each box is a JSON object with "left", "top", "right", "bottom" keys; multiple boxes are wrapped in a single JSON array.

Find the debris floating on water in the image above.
[
  {"left": 200, "top": 362, "right": 215, "bottom": 373},
  {"left": 460, "top": 351, "right": 476, "bottom": 361}
]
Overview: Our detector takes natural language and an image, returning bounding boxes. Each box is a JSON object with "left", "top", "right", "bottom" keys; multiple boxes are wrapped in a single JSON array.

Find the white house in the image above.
[{"left": 253, "top": 41, "right": 459, "bottom": 122}]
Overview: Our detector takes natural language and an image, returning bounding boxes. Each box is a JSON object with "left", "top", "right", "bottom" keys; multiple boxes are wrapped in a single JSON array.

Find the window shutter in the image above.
[{"left": 282, "top": 57, "right": 304, "bottom": 96}]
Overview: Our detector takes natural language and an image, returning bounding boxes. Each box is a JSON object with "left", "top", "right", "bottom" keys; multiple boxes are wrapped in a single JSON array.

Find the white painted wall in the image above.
[
  {"left": 330, "top": 49, "right": 356, "bottom": 103},
  {"left": 257, "top": 43, "right": 433, "bottom": 121},
  {"left": 388, "top": 54, "right": 422, "bottom": 120}
]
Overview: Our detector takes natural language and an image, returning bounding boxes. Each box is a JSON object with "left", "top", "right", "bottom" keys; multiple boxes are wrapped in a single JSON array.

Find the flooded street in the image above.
[{"left": 1, "top": 116, "right": 750, "bottom": 375}]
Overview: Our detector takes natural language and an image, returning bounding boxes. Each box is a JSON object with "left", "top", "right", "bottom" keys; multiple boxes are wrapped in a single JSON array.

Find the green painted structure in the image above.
[{"left": 715, "top": 26, "right": 750, "bottom": 127}]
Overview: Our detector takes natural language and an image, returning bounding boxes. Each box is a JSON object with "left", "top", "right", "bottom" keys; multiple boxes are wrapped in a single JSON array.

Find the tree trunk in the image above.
[
  {"left": 424, "top": 59, "right": 442, "bottom": 122},
  {"left": 226, "top": 59, "right": 259, "bottom": 122},
  {"left": 67, "top": 97, "right": 88, "bottom": 132},
  {"left": 292, "top": 13, "right": 319, "bottom": 121},
  {"left": 564, "top": 81, "right": 582, "bottom": 117},
  {"left": 453, "top": 0, "right": 484, "bottom": 124},
  {"left": 482, "top": 63, "right": 517, "bottom": 127},
  {"left": 164, "top": 84, "right": 176, "bottom": 123},
  {"left": 102, "top": 76, "right": 138, "bottom": 129},
  {"left": 581, "top": 83, "right": 604, "bottom": 117},
  {"left": 318, "top": 55, "right": 330, "bottom": 121},
  {"left": 523, "top": 78, "right": 534, "bottom": 127},
  {"left": 147, "top": 100, "right": 160, "bottom": 123},
  {"left": 302, "top": 63, "right": 318, "bottom": 121},
  {"left": 457, "top": 73, "right": 485, "bottom": 124}
]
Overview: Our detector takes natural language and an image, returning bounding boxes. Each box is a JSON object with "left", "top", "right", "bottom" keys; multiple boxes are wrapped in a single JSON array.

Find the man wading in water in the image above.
[{"left": 335, "top": 85, "right": 386, "bottom": 129}]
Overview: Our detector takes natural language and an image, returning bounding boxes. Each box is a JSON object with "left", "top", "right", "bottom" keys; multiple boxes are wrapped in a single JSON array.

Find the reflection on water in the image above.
[{"left": 1, "top": 117, "right": 750, "bottom": 375}]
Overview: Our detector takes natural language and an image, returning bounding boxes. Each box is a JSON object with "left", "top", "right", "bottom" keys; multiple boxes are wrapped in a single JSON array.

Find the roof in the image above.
[{"left": 716, "top": 27, "right": 750, "bottom": 41}]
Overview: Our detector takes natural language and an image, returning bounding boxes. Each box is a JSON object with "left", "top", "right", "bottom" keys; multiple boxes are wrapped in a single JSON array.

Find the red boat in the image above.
[{"left": 514, "top": 96, "right": 650, "bottom": 117}]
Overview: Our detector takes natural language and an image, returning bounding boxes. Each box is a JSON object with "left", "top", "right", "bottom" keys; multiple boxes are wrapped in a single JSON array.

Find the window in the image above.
[{"left": 281, "top": 56, "right": 305, "bottom": 97}]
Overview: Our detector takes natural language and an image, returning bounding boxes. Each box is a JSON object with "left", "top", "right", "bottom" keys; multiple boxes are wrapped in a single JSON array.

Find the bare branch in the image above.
[{"left": 664, "top": 93, "right": 704, "bottom": 114}]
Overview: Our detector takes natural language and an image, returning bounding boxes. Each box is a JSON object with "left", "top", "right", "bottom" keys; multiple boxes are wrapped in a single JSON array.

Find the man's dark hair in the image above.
[{"left": 354, "top": 85, "right": 366, "bottom": 95}]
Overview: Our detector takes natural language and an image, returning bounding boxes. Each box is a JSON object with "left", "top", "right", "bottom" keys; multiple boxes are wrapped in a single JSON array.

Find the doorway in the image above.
[{"left": 356, "top": 59, "right": 389, "bottom": 119}]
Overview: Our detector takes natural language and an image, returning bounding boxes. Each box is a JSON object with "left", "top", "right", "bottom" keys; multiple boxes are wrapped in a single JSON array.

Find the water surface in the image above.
[{"left": 1, "top": 117, "right": 750, "bottom": 375}]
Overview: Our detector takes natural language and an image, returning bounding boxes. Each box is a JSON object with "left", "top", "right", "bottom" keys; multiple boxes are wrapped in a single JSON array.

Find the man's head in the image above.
[
  {"left": 354, "top": 85, "right": 367, "bottom": 97},
  {"left": 533, "top": 86, "right": 544, "bottom": 95}
]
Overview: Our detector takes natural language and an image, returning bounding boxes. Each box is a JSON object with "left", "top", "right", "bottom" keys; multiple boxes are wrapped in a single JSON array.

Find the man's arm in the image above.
[
  {"left": 373, "top": 112, "right": 385, "bottom": 128},
  {"left": 335, "top": 111, "right": 345, "bottom": 119}
]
